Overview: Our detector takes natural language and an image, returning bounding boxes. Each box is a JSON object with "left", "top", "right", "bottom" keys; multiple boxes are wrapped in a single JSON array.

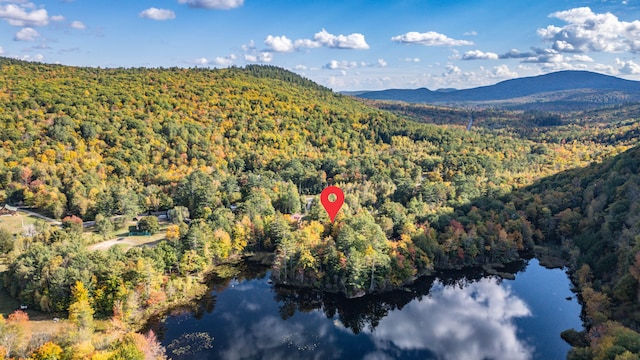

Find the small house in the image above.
[{"left": 0, "top": 204, "right": 18, "bottom": 216}]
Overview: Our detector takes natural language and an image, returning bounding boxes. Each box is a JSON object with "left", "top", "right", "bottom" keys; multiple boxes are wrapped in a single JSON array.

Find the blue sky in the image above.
[{"left": 1, "top": 0, "right": 640, "bottom": 90}]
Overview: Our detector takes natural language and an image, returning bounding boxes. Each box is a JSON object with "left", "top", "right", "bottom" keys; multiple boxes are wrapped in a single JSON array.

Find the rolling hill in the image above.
[{"left": 355, "top": 70, "right": 640, "bottom": 110}]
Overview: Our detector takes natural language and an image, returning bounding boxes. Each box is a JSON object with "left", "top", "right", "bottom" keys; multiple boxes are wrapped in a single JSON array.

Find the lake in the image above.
[{"left": 149, "top": 258, "right": 583, "bottom": 360}]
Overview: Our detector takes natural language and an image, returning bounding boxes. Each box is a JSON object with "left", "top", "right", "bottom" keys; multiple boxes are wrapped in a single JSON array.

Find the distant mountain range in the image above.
[{"left": 352, "top": 71, "right": 640, "bottom": 111}]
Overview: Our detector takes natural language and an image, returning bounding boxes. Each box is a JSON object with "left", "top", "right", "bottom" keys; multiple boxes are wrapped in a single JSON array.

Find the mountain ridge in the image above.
[{"left": 355, "top": 70, "right": 640, "bottom": 110}]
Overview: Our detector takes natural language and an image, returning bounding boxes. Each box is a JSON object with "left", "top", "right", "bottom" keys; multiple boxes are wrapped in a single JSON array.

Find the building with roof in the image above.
[{"left": 0, "top": 204, "right": 18, "bottom": 216}]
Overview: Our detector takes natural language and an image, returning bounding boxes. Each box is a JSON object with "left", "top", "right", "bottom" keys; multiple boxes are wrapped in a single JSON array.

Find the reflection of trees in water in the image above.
[
  {"left": 147, "top": 261, "right": 272, "bottom": 339},
  {"left": 190, "top": 263, "right": 266, "bottom": 320},
  {"left": 194, "top": 261, "right": 272, "bottom": 320},
  {"left": 148, "top": 259, "right": 526, "bottom": 339},
  {"left": 274, "top": 259, "right": 526, "bottom": 334}
]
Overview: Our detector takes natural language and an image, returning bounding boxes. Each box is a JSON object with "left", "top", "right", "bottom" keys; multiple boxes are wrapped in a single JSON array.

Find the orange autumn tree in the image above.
[{"left": 0, "top": 310, "right": 31, "bottom": 359}]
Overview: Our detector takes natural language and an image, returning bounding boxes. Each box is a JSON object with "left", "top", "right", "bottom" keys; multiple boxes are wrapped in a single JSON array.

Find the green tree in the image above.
[
  {"left": 0, "top": 228, "right": 13, "bottom": 254},
  {"left": 175, "top": 171, "right": 220, "bottom": 219},
  {"left": 137, "top": 216, "right": 159, "bottom": 235},
  {"left": 167, "top": 206, "right": 190, "bottom": 224},
  {"left": 184, "top": 219, "right": 212, "bottom": 251},
  {"left": 276, "top": 181, "right": 301, "bottom": 214},
  {"left": 268, "top": 213, "right": 292, "bottom": 247},
  {"left": 95, "top": 214, "right": 114, "bottom": 240}
]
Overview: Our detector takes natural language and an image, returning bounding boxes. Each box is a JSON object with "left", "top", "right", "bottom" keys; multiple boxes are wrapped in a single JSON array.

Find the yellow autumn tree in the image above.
[{"left": 68, "top": 281, "right": 95, "bottom": 340}]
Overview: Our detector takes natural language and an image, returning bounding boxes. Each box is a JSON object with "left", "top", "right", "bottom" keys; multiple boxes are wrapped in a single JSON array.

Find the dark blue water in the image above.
[{"left": 151, "top": 259, "right": 582, "bottom": 360}]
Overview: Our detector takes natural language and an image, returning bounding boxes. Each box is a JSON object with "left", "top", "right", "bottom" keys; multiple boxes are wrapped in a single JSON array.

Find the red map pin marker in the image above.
[{"left": 320, "top": 186, "right": 344, "bottom": 223}]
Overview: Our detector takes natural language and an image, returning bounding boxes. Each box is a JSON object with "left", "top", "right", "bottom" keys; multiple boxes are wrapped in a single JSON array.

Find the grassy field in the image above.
[
  {"left": 0, "top": 213, "right": 41, "bottom": 235},
  {"left": 0, "top": 269, "right": 69, "bottom": 341}
]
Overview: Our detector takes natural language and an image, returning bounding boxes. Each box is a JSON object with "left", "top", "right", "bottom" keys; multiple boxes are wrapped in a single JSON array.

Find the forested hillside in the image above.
[
  {"left": 498, "top": 145, "right": 640, "bottom": 359},
  {"left": 0, "top": 58, "right": 637, "bottom": 358},
  {"left": 364, "top": 100, "right": 640, "bottom": 147}
]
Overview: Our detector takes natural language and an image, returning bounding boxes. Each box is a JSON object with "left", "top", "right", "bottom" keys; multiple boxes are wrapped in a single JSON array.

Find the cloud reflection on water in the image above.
[
  {"left": 364, "top": 277, "right": 533, "bottom": 360},
  {"left": 162, "top": 270, "right": 535, "bottom": 360},
  {"left": 215, "top": 277, "right": 532, "bottom": 360}
]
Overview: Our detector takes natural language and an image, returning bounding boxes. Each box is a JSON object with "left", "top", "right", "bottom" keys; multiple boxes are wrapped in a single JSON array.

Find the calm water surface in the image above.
[{"left": 151, "top": 259, "right": 582, "bottom": 360}]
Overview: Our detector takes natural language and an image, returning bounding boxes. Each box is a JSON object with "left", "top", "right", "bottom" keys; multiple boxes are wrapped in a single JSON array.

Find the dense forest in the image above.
[{"left": 0, "top": 58, "right": 638, "bottom": 358}]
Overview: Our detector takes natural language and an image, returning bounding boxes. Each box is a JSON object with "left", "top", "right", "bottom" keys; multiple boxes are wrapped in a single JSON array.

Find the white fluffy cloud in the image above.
[
  {"left": 617, "top": 58, "right": 640, "bottom": 74},
  {"left": 538, "top": 7, "right": 640, "bottom": 53},
  {"left": 0, "top": 3, "right": 48, "bottom": 26},
  {"left": 16, "top": 53, "right": 44, "bottom": 62},
  {"left": 498, "top": 48, "right": 594, "bottom": 67},
  {"left": 242, "top": 40, "right": 273, "bottom": 63},
  {"left": 594, "top": 63, "right": 618, "bottom": 74},
  {"left": 492, "top": 64, "right": 518, "bottom": 78},
  {"left": 264, "top": 29, "right": 369, "bottom": 54},
  {"left": 443, "top": 64, "right": 462, "bottom": 76},
  {"left": 293, "top": 38, "right": 321, "bottom": 49},
  {"left": 592, "top": 60, "right": 640, "bottom": 76},
  {"left": 312, "top": 29, "right": 369, "bottom": 49},
  {"left": 0, "top": 46, "right": 3, "bottom": 54},
  {"left": 177, "top": 0, "right": 243, "bottom": 9},
  {"left": 50, "top": 15, "right": 64, "bottom": 22},
  {"left": 192, "top": 57, "right": 209, "bottom": 65},
  {"left": 70, "top": 20, "right": 85, "bottom": 29},
  {"left": 245, "top": 52, "right": 272, "bottom": 63},
  {"left": 14, "top": 27, "right": 39, "bottom": 41},
  {"left": 241, "top": 40, "right": 256, "bottom": 52},
  {"left": 499, "top": 49, "right": 531, "bottom": 59},
  {"left": 139, "top": 8, "right": 176, "bottom": 21},
  {"left": 521, "top": 49, "right": 566, "bottom": 64},
  {"left": 324, "top": 60, "right": 367, "bottom": 70},
  {"left": 190, "top": 55, "right": 237, "bottom": 67},
  {"left": 463, "top": 50, "right": 499, "bottom": 60},
  {"left": 264, "top": 35, "right": 294, "bottom": 52},
  {"left": 213, "top": 54, "right": 236, "bottom": 66},
  {"left": 323, "top": 59, "right": 387, "bottom": 70},
  {"left": 571, "top": 54, "right": 594, "bottom": 62},
  {"left": 392, "top": 31, "right": 473, "bottom": 46}
]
